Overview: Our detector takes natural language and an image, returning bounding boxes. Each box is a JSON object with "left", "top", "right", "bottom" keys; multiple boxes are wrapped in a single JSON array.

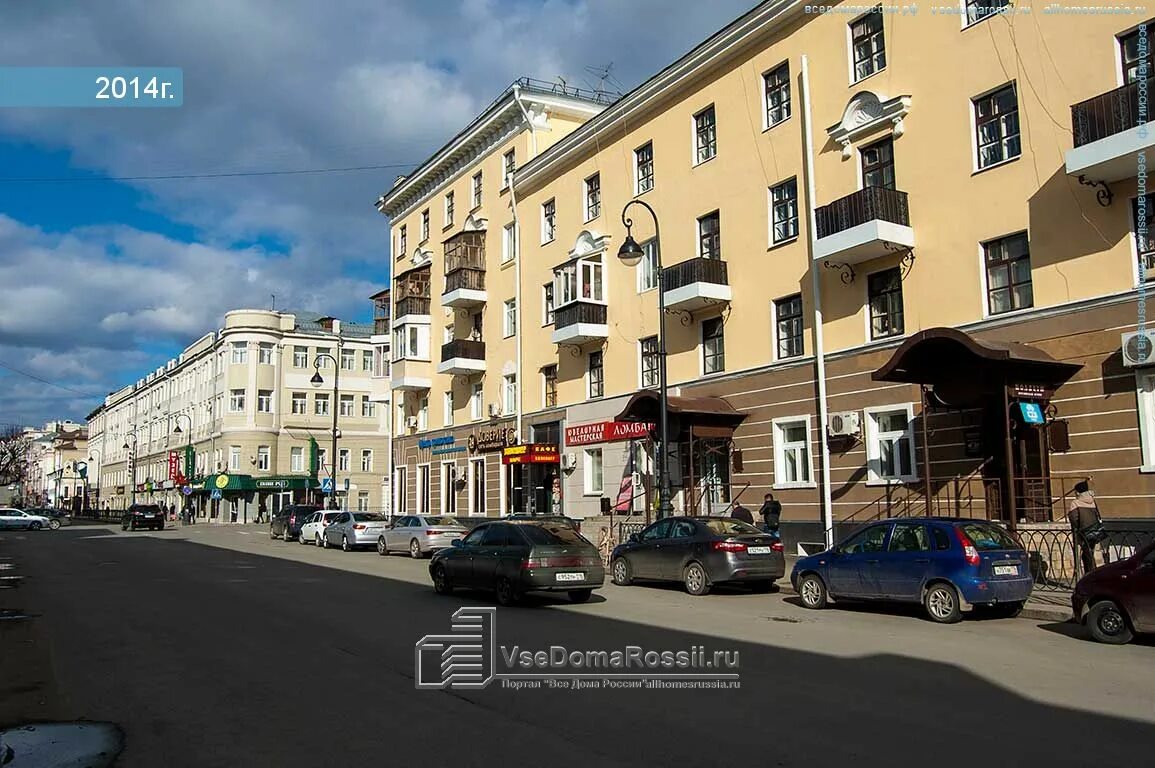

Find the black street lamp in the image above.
[
  {"left": 311, "top": 349, "right": 341, "bottom": 509},
  {"left": 122, "top": 430, "right": 139, "bottom": 506},
  {"left": 618, "top": 199, "right": 674, "bottom": 520}
]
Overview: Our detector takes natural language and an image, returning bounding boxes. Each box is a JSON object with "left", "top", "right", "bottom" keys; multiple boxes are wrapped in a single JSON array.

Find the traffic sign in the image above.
[
  {"left": 181, "top": 486, "right": 193, "bottom": 496},
  {"left": 210, "top": 489, "right": 222, "bottom": 500},
  {"left": 344, "top": 477, "right": 350, "bottom": 492},
  {"left": 321, "top": 477, "right": 334, "bottom": 494}
]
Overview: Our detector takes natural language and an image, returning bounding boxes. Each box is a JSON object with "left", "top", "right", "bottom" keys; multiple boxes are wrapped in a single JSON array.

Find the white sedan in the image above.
[
  {"left": 298, "top": 510, "right": 345, "bottom": 546},
  {"left": 0, "top": 508, "right": 52, "bottom": 531}
]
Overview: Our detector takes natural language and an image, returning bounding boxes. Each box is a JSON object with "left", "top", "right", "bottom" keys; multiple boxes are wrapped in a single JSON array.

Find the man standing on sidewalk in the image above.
[{"left": 759, "top": 493, "right": 781, "bottom": 536}]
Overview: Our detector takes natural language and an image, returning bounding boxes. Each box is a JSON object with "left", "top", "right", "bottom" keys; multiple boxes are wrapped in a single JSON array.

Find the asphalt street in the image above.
[{"left": 2, "top": 523, "right": 1153, "bottom": 768}]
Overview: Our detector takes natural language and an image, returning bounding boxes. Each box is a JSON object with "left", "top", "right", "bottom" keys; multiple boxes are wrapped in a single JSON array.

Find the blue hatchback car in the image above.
[{"left": 790, "top": 517, "right": 1033, "bottom": 623}]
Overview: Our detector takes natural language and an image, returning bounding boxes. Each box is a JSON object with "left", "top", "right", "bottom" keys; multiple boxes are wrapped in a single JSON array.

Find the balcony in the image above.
[
  {"left": 814, "top": 187, "right": 915, "bottom": 265},
  {"left": 662, "top": 258, "right": 731, "bottom": 312},
  {"left": 1066, "top": 78, "right": 1155, "bottom": 183},
  {"left": 394, "top": 296, "right": 431, "bottom": 322},
  {"left": 394, "top": 265, "right": 431, "bottom": 325},
  {"left": 551, "top": 302, "right": 608, "bottom": 346},
  {"left": 438, "top": 339, "right": 487, "bottom": 375},
  {"left": 442, "top": 266, "right": 487, "bottom": 308},
  {"left": 389, "top": 358, "right": 432, "bottom": 391}
]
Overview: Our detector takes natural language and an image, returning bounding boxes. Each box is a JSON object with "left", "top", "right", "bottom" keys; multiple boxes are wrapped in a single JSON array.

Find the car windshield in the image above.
[
  {"left": 354, "top": 513, "right": 384, "bottom": 522},
  {"left": 960, "top": 523, "right": 1019, "bottom": 550},
  {"left": 517, "top": 524, "right": 589, "bottom": 547},
  {"left": 421, "top": 516, "right": 461, "bottom": 527},
  {"left": 703, "top": 518, "right": 762, "bottom": 536}
]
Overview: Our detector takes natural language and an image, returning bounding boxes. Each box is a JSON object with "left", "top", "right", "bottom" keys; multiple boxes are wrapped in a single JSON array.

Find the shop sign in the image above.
[
  {"left": 419, "top": 435, "right": 456, "bottom": 450},
  {"left": 564, "top": 420, "right": 653, "bottom": 447},
  {"left": 468, "top": 427, "right": 517, "bottom": 453},
  {"left": 168, "top": 451, "right": 181, "bottom": 481},
  {"left": 256, "top": 478, "right": 290, "bottom": 490},
  {"left": 502, "top": 443, "right": 560, "bottom": 465}
]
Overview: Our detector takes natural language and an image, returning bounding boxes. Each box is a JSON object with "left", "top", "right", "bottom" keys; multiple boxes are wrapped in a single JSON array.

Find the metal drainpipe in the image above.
[
  {"left": 801, "top": 55, "right": 835, "bottom": 550},
  {"left": 511, "top": 83, "right": 537, "bottom": 446}
]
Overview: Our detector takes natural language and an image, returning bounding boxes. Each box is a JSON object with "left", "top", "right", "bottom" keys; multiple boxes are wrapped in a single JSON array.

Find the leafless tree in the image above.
[{"left": 0, "top": 425, "right": 31, "bottom": 487}]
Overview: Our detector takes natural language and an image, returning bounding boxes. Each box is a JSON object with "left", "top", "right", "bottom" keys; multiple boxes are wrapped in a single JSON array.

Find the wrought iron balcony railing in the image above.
[
  {"left": 1072, "top": 77, "right": 1155, "bottom": 148},
  {"left": 662, "top": 257, "right": 729, "bottom": 292},
  {"left": 815, "top": 187, "right": 910, "bottom": 239}
]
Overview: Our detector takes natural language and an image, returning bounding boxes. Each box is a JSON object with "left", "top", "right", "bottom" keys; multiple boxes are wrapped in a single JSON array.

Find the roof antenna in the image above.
[{"left": 271, "top": 294, "right": 276, "bottom": 311}]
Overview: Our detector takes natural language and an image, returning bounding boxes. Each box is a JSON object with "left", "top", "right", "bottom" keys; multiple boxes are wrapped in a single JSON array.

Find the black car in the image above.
[
  {"left": 26, "top": 508, "right": 71, "bottom": 530},
  {"left": 429, "top": 519, "right": 605, "bottom": 606},
  {"left": 611, "top": 516, "right": 785, "bottom": 595},
  {"left": 121, "top": 504, "right": 165, "bottom": 532},
  {"left": 270, "top": 504, "right": 321, "bottom": 542}
]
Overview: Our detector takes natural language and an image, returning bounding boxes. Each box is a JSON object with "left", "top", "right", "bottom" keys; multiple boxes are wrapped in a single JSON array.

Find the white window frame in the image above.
[
  {"left": 583, "top": 448, "right": 604, "bottom": 496},
  {"left": 258, "top": 343, "right": 274, "bottom": 365},
  {"left": 502, "top": 222, "right": 517, "bottom": 264},
  {"left": 468, "top": 457, "right": 487, "bottom": 517},
  {"left": 339, "top": 394, "right": 355, "bottom": 417},
  {"left": 444, "top": 190, "right": 455, "bottom": 228},
  {"left": 417, "top": 463, "right": 431, "bottom": 515},
  {"left": 361, "top": 396, "right": 375, "bottom": 418},
  {"left": 761, "top": 61, "right": 792, "bottom": 130},
  {"left": 229, "top": 389, "right": 246, "bottom": 413},
  {"left": 357, "top": 491, "right": 370, "bottom": 512},
  {"left": 471, "top": 171, "right": 483, "bottom": 209},
  {"left": 541, "top": 198, "right": 556, "bottom": 244},
  {"left": 863, "top": 403, "right": 919, "bottom": 485},
  {"left": 293, "top": 346, "right": 308, "bottom": 368},
  {"left": 471, "top": 382, "right": 484, "bottom": 421},
  {"left": 502, "top": 149, "right": 516, "bottom": 189},
  {"left": 418, "top": 394, "right": 429, "bottom": 431},
  {"left": 692, "top": 105, "right": 717, "bottom": 165},
  {"left": 634, "top": 141, "right": 654, "bottom": 195},
  {"left": 503, "top": 374, "right": 517, "bottom": 415},
  {"left": 257, "top": 446, "right": 270, "bottom": 472},
  {"left": 503, "top": 298, "right": 517, "bottom": 338},
  {"left": 639, "top": 335, "right": 659, "bottom": 389},
  {"left": 315, "top": 393, "right": 330, "bottom": 416},
  {"left": 636, "top": 238, "right": 658, "bottom": 293},
  {"left": 421, "top": 209, "right": 430, "bottom": 242},
  {"left": 231, "top": 343, "right": 248, "bottom": 364},
  {"left": 444, "top": 390, "right": 454, "bottom": 427},
  {"left": 772, "top": 416, "right": 816, "bottom": 489},
  {"left": 395, "top": 465, "right": 408, "bottom": 516},
  {"left": 335, "top": 448, "right": 349, "bottom": 472},
  {"left": 341, "top": 348, "right": 356, "bottom": 371},
  {"left": 960, "top": 0, "right": 1011, "bottom": 29},
  {"left": 583, "top": 172, "right": 601, "bottom": 222},
  {"left": 361, "top": 449, "right": 373, "bottom": 473},
  {"left": 542, "top": 282, "right": 555, "bottom": 325},
  {"left": 229, "top": 446, "right": 241, "bottom": 471},
  {"left": 1137, "top": 372, "right": 1155, "bottom": 472},
  {"left": 440, "top": 461, "right": 457, "bottom": 516},
  {"left": 257, "top": 390, "right": 273, "bottom": 413},
  {"left": 291, "top": 392, "right": 307, "bottom": 415}
]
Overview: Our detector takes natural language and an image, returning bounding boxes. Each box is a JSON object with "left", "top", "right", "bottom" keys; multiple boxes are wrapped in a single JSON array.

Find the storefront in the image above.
[
  {"left": 194, "top": 473, "right": 257, "bottom": 523},
  {"left": 562, "top": 392, "right": 656, "bottom": 519},
  {"left": 502, "top": 441, "right": 561, "bottom": 516},
  {"left": 254, "top": 476, "right": 321, "bottom": 516}
]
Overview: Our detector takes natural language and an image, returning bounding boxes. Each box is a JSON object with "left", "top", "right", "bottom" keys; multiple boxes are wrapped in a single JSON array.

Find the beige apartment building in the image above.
[
  {"left": 381, "top": 2, "right": 1155, "bottom": 547},
  {"left": 87, "top": 309, "right": 392, "bottom": 520}
]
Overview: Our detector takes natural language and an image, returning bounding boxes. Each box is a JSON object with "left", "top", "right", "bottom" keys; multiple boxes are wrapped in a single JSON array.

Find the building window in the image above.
[
  {"left": 541, "top": 198, "right": 556, "bottom": 243},
  {"left": 362, "top": 396, "right": 375, "bottom": 418},
  {"left": 395, "top": 466, "right": 408, "bottom": 515},
  {"left": 418, "top": 394, "right": 429, "bottom": 430},
  {"left": 694, "top": 105, "right": 717, "bottom": 163},
  {"left": 471, "top": 172, "right": 483, "bottom": 208},
  {"left": 503, "top": 374, "right": 517, "bottom": 415},
  {"left": 258, "top": 343, "right": 274, "bottom": 365},
  {"left": 229, "top": 389, "right": 246, "bottom": 412},
  {"left": 773, "top": 417, "right": 813, "bottom": 487},
  {"left": 1137, "top": 372, "right": 1155, "bottom": 468},
  {"left": 588, "top": 351, "right": 604, "bottom": 399},
  {"left": 231, "top": 343, "right": 247, "bottom": 364},
  {"left": 637, "top": 239, "right": 659, "bottom": 292},
  {"left": 984, "top": 232, "right": 1034, "bottom": 315},
  {"left": 974, "top": 84, "right": 1020, "bottom": 169},
  {"left": 257, "top": 390, "right": 272, "bottom": 413},
  {"left": 229, "top": 446, "right": 241, "bottom": 471},
  {"left": 362, "top": 350, "right": 373, "bottom": 372},
  {"left": 257, "top": 446, "right": 270, "bottom": 471},
  {"left": 543, "top": 365, "right": 558, "bottom": 408},
  {"left": 966, "top": 0, "right": 1010, "bottom": 26},
  {"left": 316, "top": 348, "right": 332, "bottom": 367},
  {"left": 861, "top": 137, "right": 895, "bottom": 190},
  {"left": 774, "top": 294, "right": 804, "bottom": 360},
  {"left": 503, "top": 149, "right": 516, "bottom": 188},
  {"left": 763, "top": 63, "right": 791, "bottom": 127},
  {"left": 471, "top": 382, "right": 483, "bottom": 421},
  {"left": 770, "top": 179, "right": 798, "bottom": 243},
  {"left": 584, "top": 448, "right": 604, "bottom": 495},
  {"left": 291, "top": 447, "right": 305, "bottom": 472},
  {"left": 698, "top": 211, "right": 721, "bottom": 260},
  {"left": 398, "top": 225, "right": 407, "bottom": 259},
  {"left": 868, "top": 267, "right": 904, "bottom": 340},
  {"left": 357, "top": 491, "right": 370, "bottom": 512},
  {"left": 341, "top": 348, "right": 355, "bottom": 371},
  {"left": 315, "top": 393, "right": 330, "bottom": 416},
  {"left": 444, "top": 191, "right": 455, "bottom": 228},
  {"left": 444, "top": 391, "right": 454, "bottom": 426},
  {"left": 702, "top": 317, "right": 725, "bottom": 374},
  {"left": 639, "top": 336, "right": 660, "bottom": 388},
  {"left": 1132, "top": 194, "right": 1155, "bottom": 280},
  {"left": 361, "top": 449, "right": 373, "bottom": 472},
  {"left": 850, "top": 8, "right": 886, "bottom": 82},
  {"left": 469, "top": 457, "right": 486, "bottom": 516},
  {"left": 503, "top": 298, "right": 517, "bottom": 337},
  {"left": 291, "top": 392, "right": 307, "bottom": 415},
  {"left": 865, "top": 405, "right": 917, "bottom": 483},
  {"left": 584, "top": 173, "right": 601, "bottom": 221},
  {"left": 421, "top": 209, "right": 430, "bottom": 242},
  {"left": 502, "top": 222, "right": 516, "bottom": 263},
  {"left": 340, "top": 394, "right": 355, "bottom": 417},
  {"left": 542, "top": 283, "right": 555, "bottom": 325},
  {"left": 635, "top": 141, "right": 654, "bottom": 194},
  {"left": 293, "top": 346, "right": 307, "bottom": 368},
  {"left": 338, "top": 449, "right": 350, "bottom": 472}
]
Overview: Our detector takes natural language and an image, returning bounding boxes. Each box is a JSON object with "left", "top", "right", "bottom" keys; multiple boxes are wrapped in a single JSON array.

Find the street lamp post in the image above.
[
  {"left": 172, "top": 414, "right": 193, "bottom": 523},
  {"left": 311, "top": 346, "right": 341, "bottom": 510},
  {"left": 617, "top": 200, "right": 674, "bottom": 520},
  {"left": 123, "top": 430, "right": 139, "bottom": 507},
  {"left": 86, "top": 448, "right": 101, "bottom": 519}
]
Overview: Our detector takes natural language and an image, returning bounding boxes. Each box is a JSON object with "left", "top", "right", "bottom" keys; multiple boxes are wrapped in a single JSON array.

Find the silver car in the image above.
[
  {"left": 0, "top": 508, "right": 51, "bottom": 530},
  {"left": 323, "top": 512, "right": 390, "bottom": 552},
  {"left": 378, "top": 515, "right": 468, "bottom": 558}
]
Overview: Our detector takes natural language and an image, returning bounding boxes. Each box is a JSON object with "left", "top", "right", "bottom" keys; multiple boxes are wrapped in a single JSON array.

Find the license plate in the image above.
[
  {"left": 555, "top": 572, "right": 584, "bottom": 582},
  {"left": 747, "top": 546, "right": 772, "bottom": 555},
  {"left": 994, "top": 565, "right": 1019, "bottom": 576}
]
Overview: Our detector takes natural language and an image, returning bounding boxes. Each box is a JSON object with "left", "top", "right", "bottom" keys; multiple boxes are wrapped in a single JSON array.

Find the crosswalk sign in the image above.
[
  {"left": 321, "top": 477, "right": 334, "bottom": 494},
  {"left": 210, "top": 489, "right": 222, "bottom": 500}
]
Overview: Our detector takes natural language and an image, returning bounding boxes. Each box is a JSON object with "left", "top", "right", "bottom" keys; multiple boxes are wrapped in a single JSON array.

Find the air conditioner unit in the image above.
[
  {"left": 405, "top": 416, "right": 419, "bottom": 429},
  {"left": 562, "top": 452, "right": 578, "bottom": 470},
  {"left": 488, "top": 403, "right": 502, "bottom": 418},
  {"left": 827, "top": 411, "right": 861, "bottom": 438},
  {"left": 1122, "top": 330, "right": 1155, "bottom": 367}
]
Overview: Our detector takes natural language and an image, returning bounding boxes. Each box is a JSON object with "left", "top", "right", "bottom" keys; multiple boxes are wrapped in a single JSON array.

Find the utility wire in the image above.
[
  {"left": 0, "top": 161, "right": 418, "bottom": 184},
  {"left": 0, "top": 360, "right": 105, "bottom": 399}
]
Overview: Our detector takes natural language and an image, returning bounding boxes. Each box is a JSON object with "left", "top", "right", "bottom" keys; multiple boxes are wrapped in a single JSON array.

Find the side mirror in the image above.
[
  {"left": 627, "top": 533, "right": 639, "bottom": 544},
  {"left": 451, "top": 539, "right": 463, "bottom": 548}
]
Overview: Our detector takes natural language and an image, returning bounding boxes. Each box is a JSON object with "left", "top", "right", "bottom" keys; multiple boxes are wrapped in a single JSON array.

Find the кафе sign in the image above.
[
  {"left": 564, "top": 420, "right": 653, "bottom": 446},
  {"left": 501, "top": 443, "right": 560, "bottom": 465}
]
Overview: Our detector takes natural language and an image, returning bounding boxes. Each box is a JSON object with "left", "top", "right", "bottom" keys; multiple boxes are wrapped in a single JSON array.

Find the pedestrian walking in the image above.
[
  {"left": 730, "top": 503, "right": 754, "bottom": 524},
  {"left": 1068, "top": 481, "right": 1106, "bottom": 575},
  {"left": 759, "top": 493, "right": 782, "bottom": 535}
]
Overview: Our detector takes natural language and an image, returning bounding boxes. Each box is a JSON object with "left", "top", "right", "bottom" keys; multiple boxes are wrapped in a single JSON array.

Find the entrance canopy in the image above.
[
  {"left": 615, "top": 390, "right": 747, "bottom": 440},
  {"left": 872, "top": 328, "right": 1081, "bottom": 407}
]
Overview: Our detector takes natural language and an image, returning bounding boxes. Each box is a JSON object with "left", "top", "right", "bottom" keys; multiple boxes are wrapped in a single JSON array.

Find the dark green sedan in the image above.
[{"left": 429, "top": 519, "right": 604, "bottom": 606}]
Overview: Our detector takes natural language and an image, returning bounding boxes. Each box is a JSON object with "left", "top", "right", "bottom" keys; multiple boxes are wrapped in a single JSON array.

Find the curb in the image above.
[{"left": 778, "top": 582, "right": 1072, "bottom": 623}]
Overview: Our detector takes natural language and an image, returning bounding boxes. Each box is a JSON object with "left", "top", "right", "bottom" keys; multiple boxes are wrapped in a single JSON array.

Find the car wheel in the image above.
[
  {"left": 611, "top": 558, "right": 633, "bottom": 586},
  {"left": 314, "top": 534, "right": 322, "bottom": 547},
  {"left": 321, "top": 534, "right": 329, "bottom": 549},
  {"left": 924, "top": 582, "right": 962, "bottom": 624},
  {"left": 342, "top": 535, "right": 351, "bottom": 553},
  {"left": 569, "top": 588, "right": 593, "bottom": 603},
  {"left": 377, "top": 537, "right": 387, "bottom": 556},
  {"left": 987, "top": 600, "right": 1025, "bottom": 619},
  {"left": 269, "top": 527, "right": 277, "bottom": 539},
  {"left": 1086, "top": 600, "right": 1134, "bottom": 644},
  {"left": 409, "top": 539, "right": 422, "bottom": 559},
  {"left": 29, "top": 522, "right": 42, "bottom": 531},
  {"left": 798, "top": 574, "right": 828, "bottom": 609},
  {"left": 683, "top": 563, "right": 710, "bottom": 596},
  {"left": 432, "top": 564, "right": 453, "bottom": 595},
  {"left": 495, "top": 577, "right": 519, "bottom": 607},
  {"left": 49, "top": 519, "right": 61, "bottom": 530}
]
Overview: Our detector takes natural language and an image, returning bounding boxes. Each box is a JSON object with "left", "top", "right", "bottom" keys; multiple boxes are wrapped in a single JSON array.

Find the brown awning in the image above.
[{"left": 615, "top": 390, "right": 747, "bottom": 439}]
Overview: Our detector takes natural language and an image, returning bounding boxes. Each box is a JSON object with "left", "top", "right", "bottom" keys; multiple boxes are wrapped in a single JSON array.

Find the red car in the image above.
[{"left": 1072, "top": 540, "right": 1155, "bottom": 644}]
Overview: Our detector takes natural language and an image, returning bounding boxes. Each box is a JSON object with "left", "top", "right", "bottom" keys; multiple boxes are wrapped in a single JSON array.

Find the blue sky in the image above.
[{"left": 0, "top": 0, "right": 755, "bottom": 427}]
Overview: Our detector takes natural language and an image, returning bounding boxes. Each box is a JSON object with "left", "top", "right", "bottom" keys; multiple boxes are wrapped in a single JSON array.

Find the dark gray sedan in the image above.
[
  {"left": 428, "top": 520, "right": 605, "bottom": 606},
  {"left": 610, "top": 516, "right": 784, "bottom": 595}
]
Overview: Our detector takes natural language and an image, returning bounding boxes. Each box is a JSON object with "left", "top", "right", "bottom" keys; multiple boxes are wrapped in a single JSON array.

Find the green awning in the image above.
[{"left": 201, "top": 474, "right": 257, "bottom": 492}]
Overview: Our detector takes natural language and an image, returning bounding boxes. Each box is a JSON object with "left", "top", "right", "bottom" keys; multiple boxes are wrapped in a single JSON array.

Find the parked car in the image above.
[
  {"left": 792, "top": 517, "right": 1033, "bottom": 624},
  {"left": 379, "top": 515, "right": 469, "bottom": 558},
  {"left": 322, "top": 512, "right": 390, "bottom": 552},
  {"left": 429, "top": 519, "right": 605, "bottom": 606},
  {"left": 506, "top": 514, "right": 581, "bottom": 532},
  {"left": 299, "top": 510, "right": 346, "bottom": 546},
  {"left": 26, "top": 508, "right": 71, "bottom": 529},
  {"left": 1072, "top": 539, "right": 1155, "bottom": 644},
  {"left": 121, "top": 504, "right": 165, "bottom": 532},
  {"left": 269, "top": 504, "right": 320, "bottom": 541},
  {"left": 0, "top": 507, "right": 51, "bottom": 531},
  {"left": 611, "top": 516, "right": 784, "bottom": 596}
]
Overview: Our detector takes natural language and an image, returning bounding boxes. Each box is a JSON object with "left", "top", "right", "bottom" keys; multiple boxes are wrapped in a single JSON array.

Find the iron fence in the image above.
[{"left": 1021, "top": 527, "right": 1155, "bottom": 592}]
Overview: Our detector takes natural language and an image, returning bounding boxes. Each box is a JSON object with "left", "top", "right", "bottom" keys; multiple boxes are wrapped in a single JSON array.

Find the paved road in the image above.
[{"left": 2, "top": 523, "right": 1153, "bottom": 768}]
